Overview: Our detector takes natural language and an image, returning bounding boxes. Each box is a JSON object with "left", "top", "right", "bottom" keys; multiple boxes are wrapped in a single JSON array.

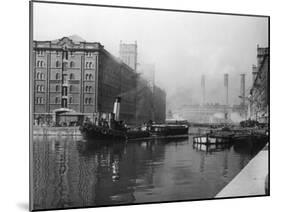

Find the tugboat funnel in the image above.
[{"left": 113, "top": 97, "right": 121, "bottom": 121}]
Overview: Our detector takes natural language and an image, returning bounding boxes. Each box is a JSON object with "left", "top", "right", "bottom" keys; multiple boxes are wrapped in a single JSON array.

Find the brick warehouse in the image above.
[
  {"left": 249, "top": 45, "right": 269, "bottom": 123},
  {"left": 32, "top": 36, "right": 166, "bottom": 126}
]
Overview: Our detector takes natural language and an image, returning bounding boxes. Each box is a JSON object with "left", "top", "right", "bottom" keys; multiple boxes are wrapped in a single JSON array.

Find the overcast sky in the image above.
[{"left": 33, "top": 2, "right": 268, "bottom": 109}]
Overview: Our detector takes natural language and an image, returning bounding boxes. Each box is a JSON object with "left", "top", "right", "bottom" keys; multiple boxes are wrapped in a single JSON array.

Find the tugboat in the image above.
[
  {"left": 80, "top": 97, "right": 126, "bottom": 140},
  {"left": 80, "top": 97, "right": 190, "bottom": 142},
  {"left": 79, "top": 97, "right": 150, "bottom": 141}
]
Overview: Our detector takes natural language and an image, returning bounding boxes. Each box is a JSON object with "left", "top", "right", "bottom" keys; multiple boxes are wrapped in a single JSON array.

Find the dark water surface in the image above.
[{"left": 32, "top": 134, "right": 267, "bottom": 210}]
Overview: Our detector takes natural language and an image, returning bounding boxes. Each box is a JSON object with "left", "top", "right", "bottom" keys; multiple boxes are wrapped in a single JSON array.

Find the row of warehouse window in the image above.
[
  {"left": 85, "top": 98, "right": 93, "bottom": 104},
  {"left": 36, "top": 60, "right": 94, "bottom": 69},
  {"left": 54, "top": 73, "right": 74, "bottom": 80},
  {"left": 37, "top": 50, "right": 95, "bottom": 57},
  {"left": 36, "top": 72, "right": 74, "bottom": 80},
  {"left": 54, "top": 97, "right": 72, "bottom": 104},
  {"left": 35, "top": 97, "right": 44, "bottom": 104},
  {"left": 85, "top": 86, "right": 93, "bottom": 92},
  {"left": 85, "top": 74, "right": 93, "bottom": 80},
  {"left": 36, "top": 85, "right": 45, "bottom": 92},
  {"left": 36, "top": 85, "right": 93, "bottom": 93},
  {"left": 35, "top": 97, "right": 93, "bottom": 104},
  {"left": 36, "top": 61, "right": 45, "bottom": 67},
  {"left": 85, "top": 62, "right": 94, "bottom": 69},
  {"left": 36, "top": 73, "right": 45, "bottom": 80},
  {"left": 53, "top": 73, "right": 93, "bottom": 80},
  {"left": 55, "top": 97, "right": 93, "bottom": 104}
]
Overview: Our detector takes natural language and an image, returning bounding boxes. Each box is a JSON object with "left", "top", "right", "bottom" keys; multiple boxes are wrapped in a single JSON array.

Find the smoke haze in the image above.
[{"left": 34, "top": 3, "right": 268, "bottom": 111}]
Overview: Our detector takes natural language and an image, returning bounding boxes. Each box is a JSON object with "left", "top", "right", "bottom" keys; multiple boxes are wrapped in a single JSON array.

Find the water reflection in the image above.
[
  {"left": 33, "top": 135, "right": 267, "bottom": 210},
  {"left": 193, "top": 143, "right": 232, "bottom": 153}
]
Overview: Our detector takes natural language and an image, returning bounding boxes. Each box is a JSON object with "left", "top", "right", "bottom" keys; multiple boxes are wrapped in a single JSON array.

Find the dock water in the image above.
[{"left": 215, "top": 144, "right": 269, "bottom": 198}]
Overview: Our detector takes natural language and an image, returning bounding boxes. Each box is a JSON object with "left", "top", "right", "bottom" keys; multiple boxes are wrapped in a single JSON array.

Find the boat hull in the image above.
[
  {"left": 150, "top": 125, "right": 189, "bottom": 136},
  {"left": 193, "top": 135, "right": 232, "bottom": 145},
  {"left": 80, "top": 125, "right": 126, "bottom": 141}
]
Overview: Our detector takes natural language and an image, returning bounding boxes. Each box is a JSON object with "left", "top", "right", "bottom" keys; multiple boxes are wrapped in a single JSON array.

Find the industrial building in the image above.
[
  {"left": 119, "top": 43, "right": 166, "bottom": 124},
  {"left": 32, "top": 36, "right": 166, "bottom": 126},
  {"left": 249, "top": 45, "right": 269, "bottom": 123}
]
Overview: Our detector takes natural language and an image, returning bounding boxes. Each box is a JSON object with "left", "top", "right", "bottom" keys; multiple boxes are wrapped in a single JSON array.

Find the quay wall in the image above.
[
  {"left": 33, "top": 126, "right": 82, "bottom": 136},
  {"left": 215, "top": 144, "right": 269, "bottom": 198}
]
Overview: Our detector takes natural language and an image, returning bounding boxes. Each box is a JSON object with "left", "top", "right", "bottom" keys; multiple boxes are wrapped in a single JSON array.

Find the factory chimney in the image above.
[
  {"left": 201, "top": 75, "right": 206, "bottom": 105},
  {"left": 113, "top": 97, "right": 121, "bottom": 121},
  {"left": 224, "top": 74, "right": 229, "bottom": 105}
]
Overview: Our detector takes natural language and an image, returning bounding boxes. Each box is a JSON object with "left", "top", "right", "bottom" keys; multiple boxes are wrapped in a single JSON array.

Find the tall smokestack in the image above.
[
  {"left": 252, "top": 65, "right": 258, "bottom": 85},
  {"left": 201, "top": 75, "right": 206, "bottom": 105},
  {"left": 240, "top": 74, "right": 246, "bottom": 106},
  {"left": 224, "top": 74, "right": 229, "bottom": 105},
  {"left": 113, "top": 97, "right": 121, "bottom": 121}
]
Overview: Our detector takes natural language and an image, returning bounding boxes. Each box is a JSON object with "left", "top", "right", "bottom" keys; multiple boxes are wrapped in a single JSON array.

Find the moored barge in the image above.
[{"left": 79, "top": 97, "right": 190, "bottom": 142}]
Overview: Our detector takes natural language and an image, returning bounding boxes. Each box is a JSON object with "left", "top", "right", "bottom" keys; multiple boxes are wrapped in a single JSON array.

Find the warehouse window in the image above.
[
  {"left": 55, "top": 61, "right": 60, "bottom": 67},
  {"left": 38, "top": 50, "right": 44, "bottom": 56},
  {"left": 69, "top": 85, "right": 73, "bottom": 92},
  {"left": 62, "top": 99, "right": 67, "bottom": 108},
  {"left": 70, "top": 61, "right": 75, "bottom": 68},
  {"left": 55, "top": 85, "right": 60, "bottom": 92},
  {"left": 55, "top": 97, "right": 59, "bottom": 104},
  {"left": 86, "top": 52, "right": 92, "bottom": 57},
  {"left": 55, "top": 73, "right": 60, "bottom": 80},
  {"left": 40, "top": 73, "right": 44, "bottom": 80},
  {"left": 89, "top": 74, "right": 93, "bottom": 80},
  {"left": 85, "top": 74, "right": 89, "bottom": 80},
  {"left": 36, "top": 72, "right": 40, "bottom": 79},
  {"left": 37, "top": 97, "right": 43, "bottom": 104},
  {"left": 69, "top": 73, "right": 74, "bottom": 80},
  {"left": 85, "top": 98, "right": 92, "bottom": 104},
  {"left": 62, "top": 87, "right": 67, "bottom": 96},
  {"left": 69, "top": 97, "right": 73, "bottom": 104}
]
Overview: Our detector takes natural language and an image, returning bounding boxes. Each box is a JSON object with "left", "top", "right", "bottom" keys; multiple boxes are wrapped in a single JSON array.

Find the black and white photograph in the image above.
[{"left": 30, "top": 1, "right": 269, "bottom": 211}]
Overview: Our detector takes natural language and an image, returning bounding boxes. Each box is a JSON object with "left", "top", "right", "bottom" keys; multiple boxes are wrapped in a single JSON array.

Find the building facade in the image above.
[
  {"left": 33, "top": 36, "right": 166, "bottom": 126},
  {"left": 249, "top": 45, "right": 269, "bottom": 123},
  {"left": 173, "top": 104, "right": 232, "bottom": 124},
  {"left": 119, "top": 41, "right": 138, "bottom": 71},
  {"left": 119, "top": 42, "right": 166, "bottom": 124},
  {"left": 33, "top": 36, "right": 137, "bottom": 125},
  {"left": 139, "top": 64, "right": 155, "bottom": 89},
  {"left": 153, "top": 86, "right": 166, "bottom": 123}
]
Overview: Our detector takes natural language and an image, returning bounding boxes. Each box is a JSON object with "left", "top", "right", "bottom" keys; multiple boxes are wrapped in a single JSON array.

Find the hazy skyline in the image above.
[{"left": 33, "top": 2, "right": 268, "bottom": 109}]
